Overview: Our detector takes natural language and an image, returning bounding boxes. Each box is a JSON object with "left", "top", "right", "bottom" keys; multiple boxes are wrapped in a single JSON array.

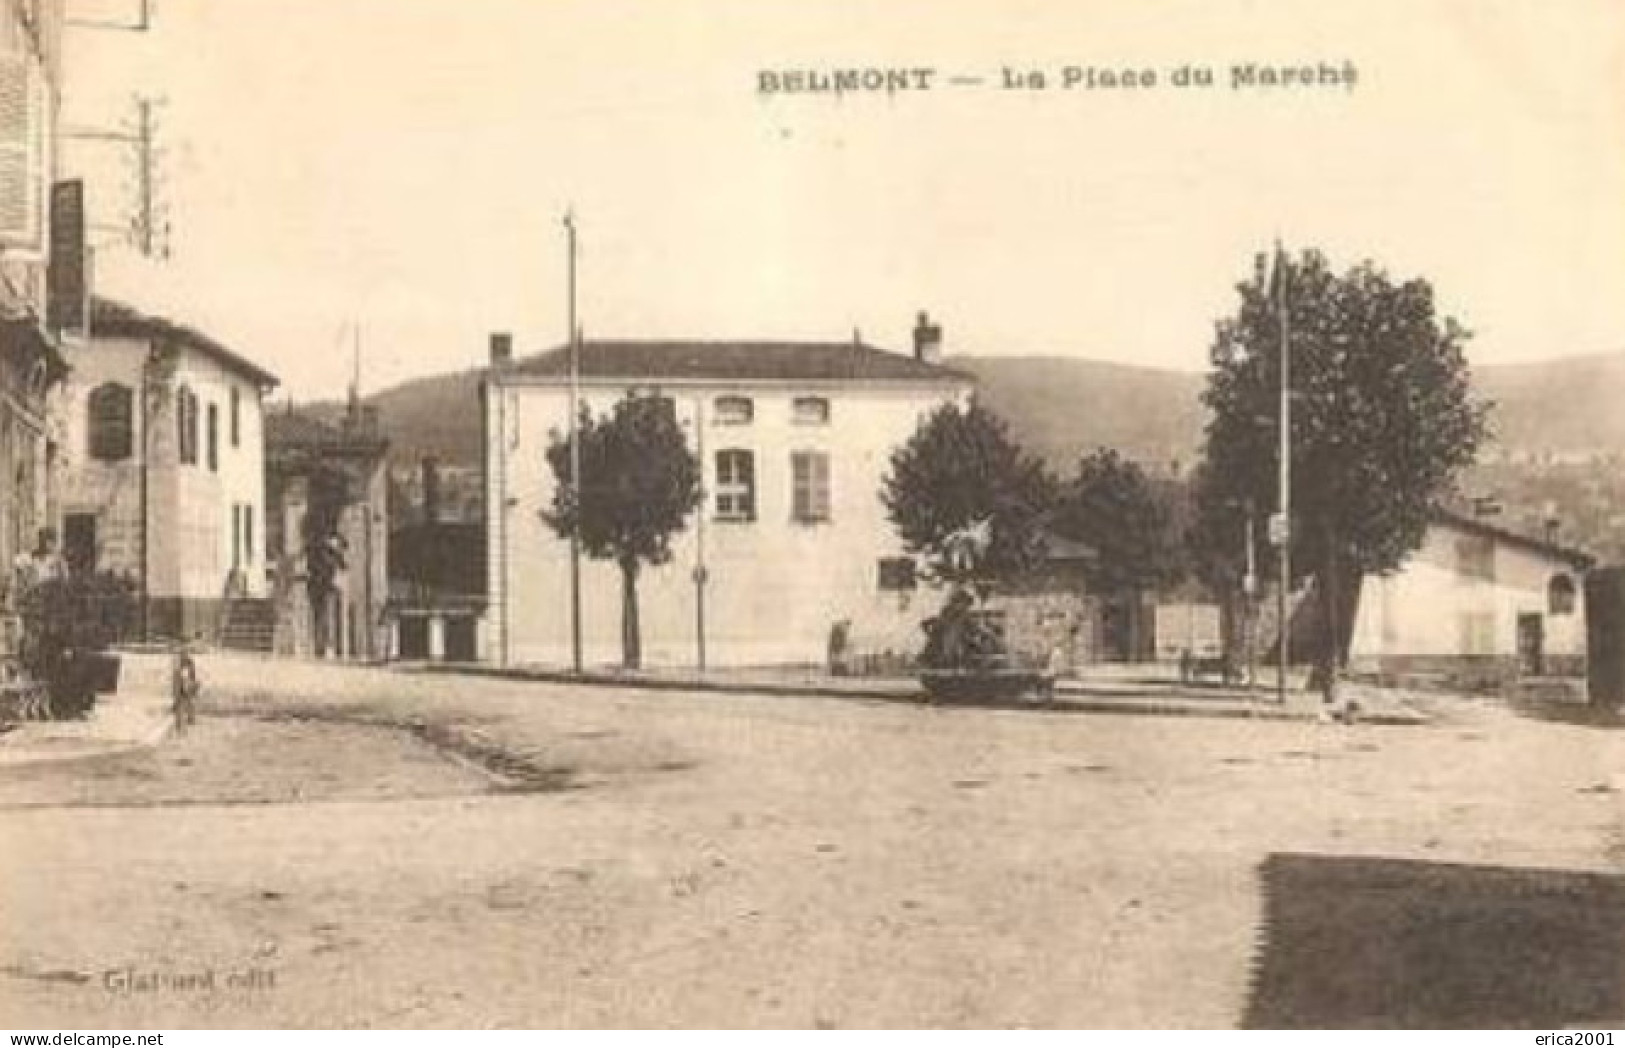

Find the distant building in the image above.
[
  {"left": 265, "top": 401, "right": 390, "bottom": 660},
  {"left": 57, "top": 299, "right": 278, "bottom": 640},
  {"left": 1347, "top": 507, "right": 1593, "bottom": 683},
  {"left": 388, "top": 456, "right": 485, "bottom": 661},
  {"left": 480, "top": 314, "right": 973, "bottom": 667}
]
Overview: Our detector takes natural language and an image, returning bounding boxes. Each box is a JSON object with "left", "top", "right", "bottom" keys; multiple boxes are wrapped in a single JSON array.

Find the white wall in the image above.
[
  {"left": 484, "top": 379, "right": 968, "bottom": 667},
  {"left": 58, "top": 334, "right": 270, "bottom": 601},
  {"left": 1349, "top": 523, "right": 1587, "bottom": 662}
]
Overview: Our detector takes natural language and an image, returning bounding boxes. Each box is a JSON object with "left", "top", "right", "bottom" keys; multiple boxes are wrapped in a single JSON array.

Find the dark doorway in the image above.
[
  {"left": 398, "top": 617, "right": 429, "bottom": 659},
  {"left": 1517, "top": 613, "right": 1545, "bottom": 676},
  {"left": 63, "top": 512, "right": 97, "bottom": 572},
  {"left": 445, "top": 617, "right": 477, "bottom": 662}
]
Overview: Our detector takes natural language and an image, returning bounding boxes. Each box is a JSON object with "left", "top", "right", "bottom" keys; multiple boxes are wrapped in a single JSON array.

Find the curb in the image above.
[
  {"left": 0, "top": 693, "right": 176, "bottom": 770},
  {"left": 406, "top": 663, "right": 1429, "bottom": 726}
]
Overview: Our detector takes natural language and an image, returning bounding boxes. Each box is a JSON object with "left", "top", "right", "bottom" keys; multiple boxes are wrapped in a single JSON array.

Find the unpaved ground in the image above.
[{"left": 2, "top": 657, "right": 1623, "bottom": 1029}]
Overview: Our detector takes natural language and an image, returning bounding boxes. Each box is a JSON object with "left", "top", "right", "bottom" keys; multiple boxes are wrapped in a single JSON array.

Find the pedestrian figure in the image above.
[{"left": 171, "top": 637, "right": 200, "bottom": 734}]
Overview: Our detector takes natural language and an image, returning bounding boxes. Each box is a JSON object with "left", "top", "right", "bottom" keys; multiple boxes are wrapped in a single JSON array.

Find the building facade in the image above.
[
  {"left": 0, "top": 0, "right": 68, "bottom": 613},
  {"left": 265, "top": 403, "right": 390, "bottom": 660},
  {"left": 1348, "top": 509, "right": 1592, "bottom": 682},
  {"left": 56, "top": 299, "right": 278, "bottom": 640},
  {"left": 482, "top": 317, "right": 972, "bottom": 668},
  {"left": 388, "top": 456, "right": 485, "bottom": 662}
]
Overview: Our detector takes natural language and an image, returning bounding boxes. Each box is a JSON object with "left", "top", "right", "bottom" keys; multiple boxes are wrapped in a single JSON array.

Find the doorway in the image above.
[
  {"left": 63, "top": 512, "right": 97, "bottom": 572},
  {"left": 1517, "top": 613, "right": 1545, "bottom": 676}
]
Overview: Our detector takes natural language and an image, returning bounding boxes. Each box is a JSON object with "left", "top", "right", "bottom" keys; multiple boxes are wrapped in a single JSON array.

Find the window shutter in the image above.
[
  {"left": 0, "top": 32, "right": 45, "bottom": 253},
  {"left": 87, "top": 382, "right": 133, "bottom": 461}
]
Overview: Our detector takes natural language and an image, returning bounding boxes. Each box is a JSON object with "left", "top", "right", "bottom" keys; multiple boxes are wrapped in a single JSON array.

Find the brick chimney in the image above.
[
  {"left": 489, "top": 331, "right": 512, "bottom": 367},
  {"left": 912, "top": 311, "right": 942, "bottom": 365}
]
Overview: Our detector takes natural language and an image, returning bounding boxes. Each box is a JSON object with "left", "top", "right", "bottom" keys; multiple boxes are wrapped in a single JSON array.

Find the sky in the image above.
[{"left": 61, "top": 0, "right": 1625, "bottom": 401}]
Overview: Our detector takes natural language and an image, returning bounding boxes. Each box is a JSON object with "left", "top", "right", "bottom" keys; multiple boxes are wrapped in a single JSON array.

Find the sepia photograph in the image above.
[{"left": 3, "top": 0, "right": 1625, "bottom": 1034}]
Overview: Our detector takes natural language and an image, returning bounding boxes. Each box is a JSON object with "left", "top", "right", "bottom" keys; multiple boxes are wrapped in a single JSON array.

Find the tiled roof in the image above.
[
  {"left": 91, "top": 298, "right": 279, "bottom": 388},
  {"left": 1432, "top": 505, "right": 1594, "bottom": 569},
  {"left": 502, "top": 339, "right": 971, "bottom": 385}
]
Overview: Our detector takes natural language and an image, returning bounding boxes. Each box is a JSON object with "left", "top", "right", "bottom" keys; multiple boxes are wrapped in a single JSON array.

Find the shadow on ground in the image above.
[
  {"left": 1245, "top": 852, "right": 1625, "bottom": 1029},
  {"left": 1507, "top": 696, "right": 1625, "bottom": 730}
]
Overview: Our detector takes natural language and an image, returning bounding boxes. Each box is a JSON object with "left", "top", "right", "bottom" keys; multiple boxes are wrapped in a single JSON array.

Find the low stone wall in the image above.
[{"left": 1349, "top": 653, "right": 1585, "bottom": 695}]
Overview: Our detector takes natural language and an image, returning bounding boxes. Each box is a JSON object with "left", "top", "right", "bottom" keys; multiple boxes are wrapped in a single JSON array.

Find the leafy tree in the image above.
[
  {"left": 1196, "top": 248, "right": 1490, "bottom": 695},
  {"left": 882, "top": 400, "right": 1054, "bottom": 588},
  {"left": 1055, "top": 447, "right": 1186, "bottom": 595},
  {"left": 544, "top": 393, "right": 702, "bottom": 669}
]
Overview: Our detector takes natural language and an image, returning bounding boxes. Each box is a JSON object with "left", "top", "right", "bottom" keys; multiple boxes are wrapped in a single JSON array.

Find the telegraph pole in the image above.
[
  {"left": 1243, "top": 504, "right": 1258, "bottom": 698},
  {"left": 1274, "top": 243, "right": 1292, "bottom": 705},
  {"left": 564, "top": 212, "right": 584, "bottom": 673}
]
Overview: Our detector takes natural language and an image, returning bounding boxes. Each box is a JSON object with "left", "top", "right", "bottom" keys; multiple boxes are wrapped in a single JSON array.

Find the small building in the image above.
[
  {"left": 387, "top": 456, "right": 486, "bottom": 661},
  {"left": 56, "top": 299, "right": 278, "bottom": 641},
  {"left": 481, "top": 315, "right": 974, "bottom": 667},
  {"left": 1347, "top": 507, "right": 1593, "bottom": 683},
  {"left": 265, "top": 401, "right": 390, "bottom": 660}
]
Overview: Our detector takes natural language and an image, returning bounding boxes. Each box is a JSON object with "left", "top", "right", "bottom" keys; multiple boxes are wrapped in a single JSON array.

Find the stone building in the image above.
[
  {"left": 480, "top": 315, "right": 973, "bottom": 667},
  {"left": 265, "top": 401, "right": 390, "bottom": 660},
  {"left": 56, "top": 298, "right": 278, "bottom": 640},
  {"left": 0, "top": 0, "right": 69, "bottom": 618}
]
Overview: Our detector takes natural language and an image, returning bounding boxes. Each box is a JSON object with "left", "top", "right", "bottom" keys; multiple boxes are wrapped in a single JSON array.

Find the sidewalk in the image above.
[
  {"left": 412, "top": 661, "right": 1430, "bottom": 726},
  {"left": 0, "top": 651, "right": 175, "bottom": 768}
]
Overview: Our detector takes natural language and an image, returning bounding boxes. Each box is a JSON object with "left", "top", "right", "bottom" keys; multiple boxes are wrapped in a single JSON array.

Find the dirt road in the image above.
[{"left": 2, "top": 658, "right": 1622, "bottom": 1028}]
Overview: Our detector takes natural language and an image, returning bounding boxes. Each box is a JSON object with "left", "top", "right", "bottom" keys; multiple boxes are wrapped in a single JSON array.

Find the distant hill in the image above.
[
  {"left": 295, "top": 345, "right": 1625, "bottom": 560},
  {"left": 326, "top": 347, "right": 1625, "bottom": 473},
  {"left": 948, "top": 356, "right": 1206, "bottom": 473},
  {"left": 1474, "top": 351, "right": 1625, "bottom": 454}
]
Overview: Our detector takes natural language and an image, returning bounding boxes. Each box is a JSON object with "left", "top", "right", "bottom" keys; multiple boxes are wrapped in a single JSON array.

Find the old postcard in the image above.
[{"left": 3, "top": 0, "right": 1624, "bottom": 1032}]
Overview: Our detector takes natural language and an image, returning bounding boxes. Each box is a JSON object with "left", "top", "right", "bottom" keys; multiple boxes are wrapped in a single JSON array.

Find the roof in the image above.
[
  {"left": 266, "top": 406, "right": 388, "bottom": 458},
  {"left": 90, "top": 297, "right": 279, "bottom": 388},
  {"left": 1432, "top": 505, "right": 1595, "bottom": 570},
  {"left": 500, "top": 339, "right": 972, "bottom": 386}
]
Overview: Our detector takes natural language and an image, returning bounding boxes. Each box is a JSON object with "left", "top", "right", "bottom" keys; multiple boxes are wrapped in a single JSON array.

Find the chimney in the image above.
[
  {"left": 422, "top": 456, "right": 441, "bottom": 526},
  {"left": 913, "top": 311, "right": 942, "bottom": 365},
  {"left": 489, "top": 331, "right": 513, "bottom": 367}
]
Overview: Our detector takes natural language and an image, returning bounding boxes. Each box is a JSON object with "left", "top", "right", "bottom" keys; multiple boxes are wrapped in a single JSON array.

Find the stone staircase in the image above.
[{"left": 217, "top": 597, "right": 276, "bottom": 654}]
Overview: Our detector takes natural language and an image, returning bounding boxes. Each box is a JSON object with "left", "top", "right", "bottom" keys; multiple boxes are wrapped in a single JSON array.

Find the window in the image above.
[
  {"left": 792, "top": 396, "right": 831, "bottom": 426},
  {"left": 206, "top": 402, "right": 219, "bottom": 471},
  {"left": 714, "top": 396, "right": 753, "bottom": 425},
  {"left": 176, "top": 385, "right": 198, "bottom": 465},
  {"left": 1454, "top": 533, "right": 1495, "bottom": 582},
  {"left": 791, "top": 450, "right": 831, "bottom": 523},
  {"left": 230, "top": 386, "right": 240, "bottom": 447},
  {"left": 86, "top": 382, "right": 133, "bottom": 461},
  {"left": 714, "top": 449, "right": 756, "bottom": 522},
  {"left": 878, "top": 557, "right": 917, "bottom": 592},
  {"left": 1549, "top": 574, "right": 1577, "bottom": 616}
]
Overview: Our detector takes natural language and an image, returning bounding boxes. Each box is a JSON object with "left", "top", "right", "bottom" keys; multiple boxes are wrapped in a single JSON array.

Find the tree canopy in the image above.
[
  {"left": 544, "top": 393, "right": 702, "bottom": 668},
  {"left": 882, "top": 400, "right": 1054, "bottom": 587},
  {"left": 1196, "top": 248, "right": 1490, "bottom": 686},
  {"left": 1054, "top": 447, "right": 1185, "bottom": 595}
]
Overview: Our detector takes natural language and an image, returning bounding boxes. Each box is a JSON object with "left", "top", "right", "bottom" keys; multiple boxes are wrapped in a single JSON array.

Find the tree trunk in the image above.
[
  {"left": 1310, "top": 529, "right": 1365, "bottom": 703},
  {"left": 310, "top": 587, "right": 330, "bottom": 658},
  {"left": 620, "top": 557, "right": 641, "bottom": 670}
]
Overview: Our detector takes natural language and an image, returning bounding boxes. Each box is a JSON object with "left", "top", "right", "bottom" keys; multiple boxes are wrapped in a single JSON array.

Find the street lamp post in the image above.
[
  {"left": 564, "top": 212, "right": 583, "bottom": 674},
  {"left": 1273, "top": 242, "right": 1292, "bottom": 706}
]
